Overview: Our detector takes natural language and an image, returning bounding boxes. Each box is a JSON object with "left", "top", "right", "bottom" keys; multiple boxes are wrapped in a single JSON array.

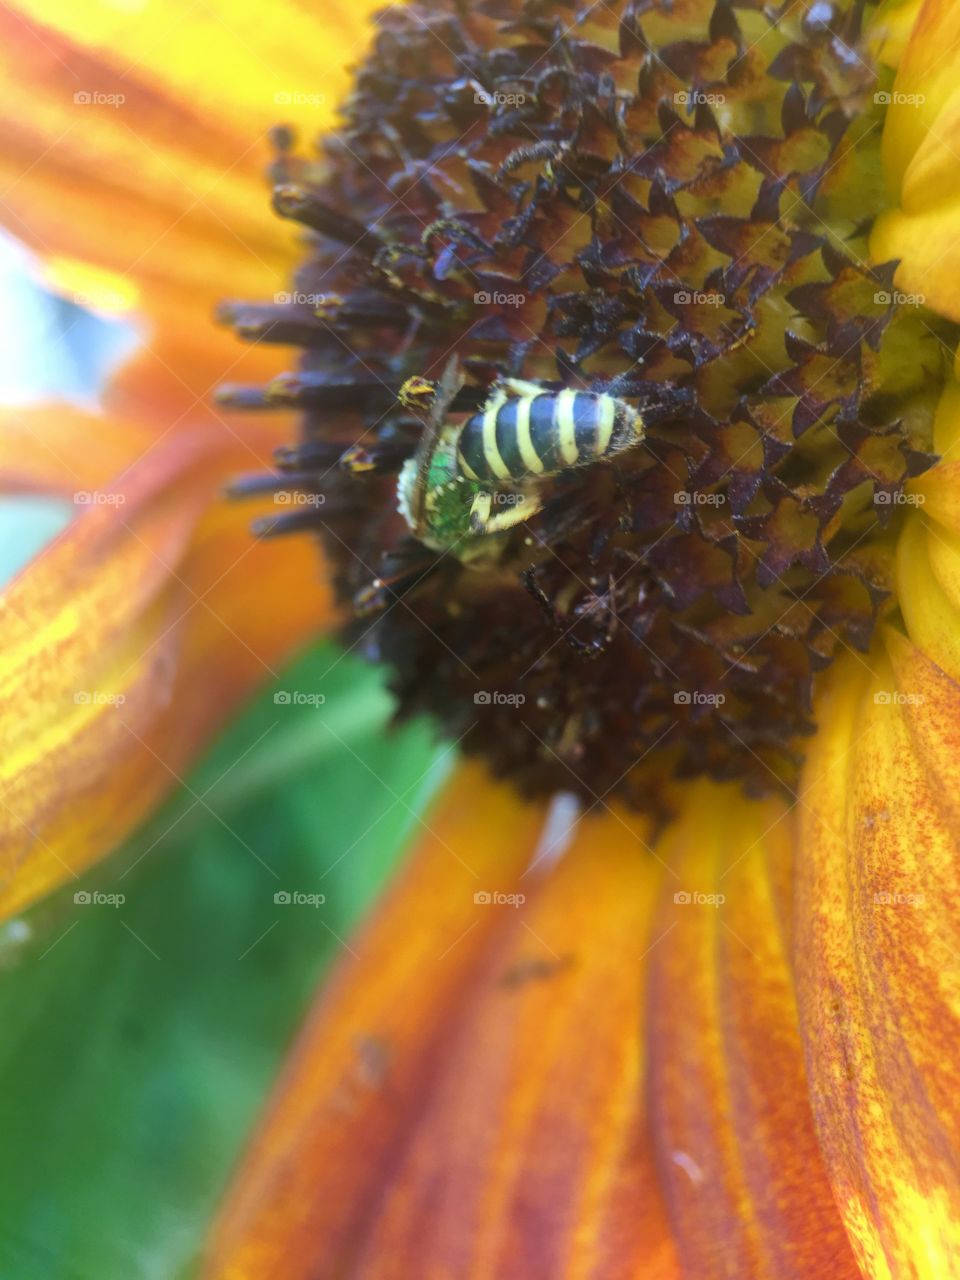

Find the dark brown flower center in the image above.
[{"left": 222, "top": 0, "right": 951, "bottom": 814}]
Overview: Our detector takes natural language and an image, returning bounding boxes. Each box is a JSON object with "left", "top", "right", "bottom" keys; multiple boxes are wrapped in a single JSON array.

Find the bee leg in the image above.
[
  {"left": 469, "top": 491, "right": 494, "bottom": 535},
  {"left": 501, "top": 377, "right": 546, "bottom": 399},
  {"left": 473, "top": 491, "right": 544, "bottom": 535}
]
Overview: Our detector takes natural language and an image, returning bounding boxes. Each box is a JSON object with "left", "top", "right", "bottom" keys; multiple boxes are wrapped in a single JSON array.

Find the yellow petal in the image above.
[
  {"left": 871, "top": 0, "right": 960, "bottom": 321},
  {"left": 796, "top": 637, "right": 960, "bottom": 1277},
  {"left": 868, "top": 0, "right": 927, "bottom": 71},
  {"left": 897, "top": 505, "right": 960, "bottom": 683},
  {"left": 0, "top": 416, "right": 331, "bottom": 919},
  {"left": 203, "top": 772, "right": 680, "bottom": 1280}
]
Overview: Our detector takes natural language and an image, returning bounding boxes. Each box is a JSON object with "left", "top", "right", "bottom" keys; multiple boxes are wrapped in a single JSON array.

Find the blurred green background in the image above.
[
  {"left": 0, "top": 239, "right": 450, "bottom": 1279},
  {"left": 0, "top": 639, "right": 448, "bottom": 1280}
]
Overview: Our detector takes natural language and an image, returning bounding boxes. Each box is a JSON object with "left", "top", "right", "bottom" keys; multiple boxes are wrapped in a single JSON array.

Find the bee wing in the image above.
[{"left": 408, "top": 356, "right": 465, "bottom": 532}]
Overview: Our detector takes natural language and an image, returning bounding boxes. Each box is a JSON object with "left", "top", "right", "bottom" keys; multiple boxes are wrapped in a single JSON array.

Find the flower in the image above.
[
  {"left": 5, "top": 1, "right": 960, "bottom": 1278},
  {"left": 0, "top": 0, "right": 387, "bottom": 914}
]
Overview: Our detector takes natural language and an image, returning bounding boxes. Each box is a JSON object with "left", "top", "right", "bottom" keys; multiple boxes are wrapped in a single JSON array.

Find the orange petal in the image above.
[
  {"left": 0, "top": 417, "right": 330, "bottom": 919},
  {"left": 203, "top": 773, "right": 680, "bottom": 1280},
  {"left": 646, "top": 783, "right": 860, "bottom": 1279},
  {"left": 0, "top": 0, "right": 383, "bottom": 393},
  {"left": 103, "top": 282, "right": 298, "bottom": 427},
  {"left": 795, "top": 636, "right": 960, "bottom": 1277},
  {"left": 871, "top": 0, "right": 960, "bottom": 321},
  {"left": 0, "top": 401, "right": 155, "bottom": 496}
]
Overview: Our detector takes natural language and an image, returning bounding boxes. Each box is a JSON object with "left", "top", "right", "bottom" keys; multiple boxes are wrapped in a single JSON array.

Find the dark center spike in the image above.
[{"left": 272, "top": 183, "right": 384, "bottom": 255}]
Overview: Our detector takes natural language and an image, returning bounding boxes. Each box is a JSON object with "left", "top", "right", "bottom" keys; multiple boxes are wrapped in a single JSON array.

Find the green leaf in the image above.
[{"left": 0, "top": 642, "right": 451, "bottom": 1280}]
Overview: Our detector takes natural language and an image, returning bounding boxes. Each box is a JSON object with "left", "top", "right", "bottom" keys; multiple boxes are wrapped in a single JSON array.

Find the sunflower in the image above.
[{"left": 3, "top": 0, "right": 960, "bottom": 1277}]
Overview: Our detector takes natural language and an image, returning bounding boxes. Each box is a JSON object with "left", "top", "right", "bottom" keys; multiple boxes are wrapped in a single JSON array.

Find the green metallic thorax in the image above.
[{"left": 397, "top": 441, "right": 490, "bottom": 554}]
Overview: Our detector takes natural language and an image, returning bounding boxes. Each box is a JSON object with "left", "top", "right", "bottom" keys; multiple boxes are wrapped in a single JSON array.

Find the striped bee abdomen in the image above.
[{"left": 457, "top": 388, "right": 641, "bottom": 483}]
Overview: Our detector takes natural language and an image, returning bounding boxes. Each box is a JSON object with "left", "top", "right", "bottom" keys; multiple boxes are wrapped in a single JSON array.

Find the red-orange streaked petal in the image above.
[
  {"left": 647, "top": 783, "right": 860, "bottom": 1279},
  {"left": 0, "top": 0, "right": 383, "bottom": 381},
  {"left": 795, "top": 639, "right": 960, "bottom": 1277},
  {"left": 0, "top": 420, "right": 330, "bottom": 919},
  {"left": 203, "top": 776, "right": 680, "bottom": 1280}
]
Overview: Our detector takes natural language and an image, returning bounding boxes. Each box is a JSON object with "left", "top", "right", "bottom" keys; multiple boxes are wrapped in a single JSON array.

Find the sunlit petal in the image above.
[
  {"left": 0, "top": 420, "right": 330, "bottom": 918},
  {"left": 203, "top": 772, "right": 680, "bottom": 1279}
]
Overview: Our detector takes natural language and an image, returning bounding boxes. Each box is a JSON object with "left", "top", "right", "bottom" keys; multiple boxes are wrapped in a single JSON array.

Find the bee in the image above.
[{"left": 396, "top": 359, "right": 643, "bottom": 555}]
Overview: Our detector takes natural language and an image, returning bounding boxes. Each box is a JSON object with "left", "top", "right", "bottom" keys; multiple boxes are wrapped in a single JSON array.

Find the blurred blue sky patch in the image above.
[{"left": 0, "top": 231, "right": 143, "bottom": 586}]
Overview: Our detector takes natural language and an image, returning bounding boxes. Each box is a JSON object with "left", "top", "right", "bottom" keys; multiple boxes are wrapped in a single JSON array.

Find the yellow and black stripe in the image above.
[{"left": 456, "top": 389, "right": 639, "bottom": 483}]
